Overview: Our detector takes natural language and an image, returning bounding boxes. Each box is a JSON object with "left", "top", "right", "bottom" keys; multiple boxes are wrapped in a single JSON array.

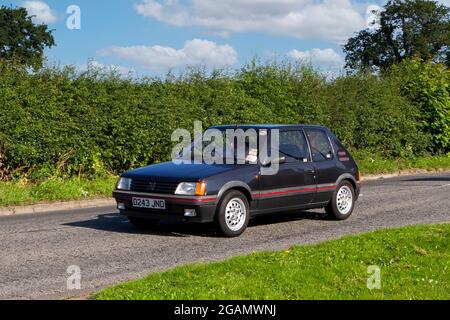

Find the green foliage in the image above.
[
  {"left": 391, "top": 59, "right": 450, "bottom": 152},
  {"left": 0, "top": 175, "right": 117, "bottom": 207},
  {"left": 94, "top": 224, "right": 450, "bottom": 300},
  {"left": 325, "top": 72, "right": 427, "bottom": 157},
  {"left": 0, "top": 6, "right": 55, "bottom": 69},
  {"left": 0, "top": 59, "right": 442, "bottom": 180},
  {"left": 344, "top": 0, "right": 450, "bottom": 71},
  {"left": 352, "top": 149, "right": 450, "bottom": 174}
]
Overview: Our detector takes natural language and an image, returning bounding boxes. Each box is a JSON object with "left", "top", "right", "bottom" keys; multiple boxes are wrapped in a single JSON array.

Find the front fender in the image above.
[{"left": 217, "top": 181, "right": 253, "bottom": 201}]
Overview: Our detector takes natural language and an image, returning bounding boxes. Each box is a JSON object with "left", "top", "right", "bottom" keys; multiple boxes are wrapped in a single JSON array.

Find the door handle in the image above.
[{"left": 306, "top": 169, "right": 316, "bottom": 174}]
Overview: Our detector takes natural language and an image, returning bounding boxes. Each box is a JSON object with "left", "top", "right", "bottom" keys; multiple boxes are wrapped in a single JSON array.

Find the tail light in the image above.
[{"left": 338, "top": 150, "right": 350, "bottom": 162}]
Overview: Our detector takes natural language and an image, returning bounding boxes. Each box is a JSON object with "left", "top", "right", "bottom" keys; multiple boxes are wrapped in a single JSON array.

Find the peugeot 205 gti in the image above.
[{"left": 113, "top": 125, "right": 361, "bottom": 237}]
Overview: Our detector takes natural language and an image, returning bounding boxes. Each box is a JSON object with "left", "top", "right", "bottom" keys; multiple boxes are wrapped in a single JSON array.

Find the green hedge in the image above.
[{"left": 0, "top": 59, "right": 447, "bottom": 180}]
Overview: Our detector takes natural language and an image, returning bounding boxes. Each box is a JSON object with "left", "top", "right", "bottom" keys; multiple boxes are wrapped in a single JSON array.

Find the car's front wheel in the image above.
[
  {"left": 128, "top": 216, "right": 159, "bottom": 229},
  {"left": 325, "top": 181, "right": 355, "bottom": 220},
  {"left": 216, "top": 190, "right": 250, "bottom": 237}
]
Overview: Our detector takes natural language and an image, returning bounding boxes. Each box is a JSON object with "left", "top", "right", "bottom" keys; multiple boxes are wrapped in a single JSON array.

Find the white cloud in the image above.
[
  {"left": 288, "top": 48, "right": 344, "bottom": 67},
  {"left": 288, "top": 48, "right": 345, "bottom": 78},
  {"left": 86, "top": 61, "right": 136, "bottom": 76},
  {"left": 22, "top": 1, "right": 57, "bottom": 24},
  {"left": 134, "top": 0, "right": 367, "bottom": 42},
  {"left": 98, "top": 39, "right": 238, "bottom": 72}
]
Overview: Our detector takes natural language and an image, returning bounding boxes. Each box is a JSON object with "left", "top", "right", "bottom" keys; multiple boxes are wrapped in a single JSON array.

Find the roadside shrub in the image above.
[
  {"left": 0, "top": 59, "right": 441, "bottom": 180},
  {"left": 325, "top": 73, "right": 429, "bottom": 157},
  {"left": 390, "top": 59, "right": 450, "bottom": 153}
]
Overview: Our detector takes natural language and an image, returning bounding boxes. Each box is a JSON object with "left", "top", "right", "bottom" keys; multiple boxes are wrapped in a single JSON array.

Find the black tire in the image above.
[
  {"left": 215, "top": 190, "right": 250, "bottom": 237},
  {"left": 128, "top": 216, "right": 159, "bottom": 229},
  {"left": 325, "top": 181, "right": 355, "bottom": 220}
]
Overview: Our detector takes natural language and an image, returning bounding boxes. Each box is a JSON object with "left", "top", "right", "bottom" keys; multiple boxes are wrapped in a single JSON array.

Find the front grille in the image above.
[{"left": 131, "top": 179, "right": 178, "bottom": 194}]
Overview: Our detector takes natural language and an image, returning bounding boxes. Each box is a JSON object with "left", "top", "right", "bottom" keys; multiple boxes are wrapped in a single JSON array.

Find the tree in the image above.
[
  {"left": 344, "top": 0, "right": 450, "bottom": 72},
  {"left": 0, "top": 6, "right": 55, "bottom": 69}
]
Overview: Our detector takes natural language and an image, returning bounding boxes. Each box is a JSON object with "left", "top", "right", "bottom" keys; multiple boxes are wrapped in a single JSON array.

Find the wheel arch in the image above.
[
  {"left": 336, "top": 173, "right": 360, "bottom": 200},
  {"left": 335, "top": 173, "right": 359, "bottom": 199},
  {"left": 217, "top": 181, "right": 253, "bottom": 204}
]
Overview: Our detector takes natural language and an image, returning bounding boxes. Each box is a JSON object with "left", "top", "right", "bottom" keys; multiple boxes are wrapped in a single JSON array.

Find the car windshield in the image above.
[{"left": 181, "top": 128, "right": 258, "bottom": 164}]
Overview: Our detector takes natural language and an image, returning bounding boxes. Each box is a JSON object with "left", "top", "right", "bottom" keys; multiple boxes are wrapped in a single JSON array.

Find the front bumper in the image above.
[{"left": 113, "top": 190, "right": 217, "bottom": 223}]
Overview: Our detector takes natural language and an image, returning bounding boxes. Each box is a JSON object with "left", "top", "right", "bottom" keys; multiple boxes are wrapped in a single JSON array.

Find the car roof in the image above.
[{"left": 210, "top": 124, "right": 329, "bottom": 130}]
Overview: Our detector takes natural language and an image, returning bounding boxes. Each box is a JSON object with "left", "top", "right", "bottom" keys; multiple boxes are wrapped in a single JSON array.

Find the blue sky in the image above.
[{"left": 1, "top": 0, "right": 448, "bottom": 76}]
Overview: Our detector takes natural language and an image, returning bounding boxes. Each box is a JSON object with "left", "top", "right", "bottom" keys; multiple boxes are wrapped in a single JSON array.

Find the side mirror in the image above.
[
  {"left": 299, "top": 151, "right": 309, "bottom": 162},
  {"left": 261, "top": 156, "right": 286, "bottom": 167}
]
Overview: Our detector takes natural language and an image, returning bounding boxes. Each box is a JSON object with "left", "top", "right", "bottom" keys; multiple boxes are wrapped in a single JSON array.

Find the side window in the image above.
[
  {"left": 279, "top": 130, "right": 309, "bottom": 161},
  {"left": 305, "top": 129, "right": 333, "bottom": 162}
]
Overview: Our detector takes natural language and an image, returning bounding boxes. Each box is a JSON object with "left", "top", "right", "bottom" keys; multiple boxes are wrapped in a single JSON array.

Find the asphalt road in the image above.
[{"left": 1, "top": 173, "right": 449, "bottom": 299}]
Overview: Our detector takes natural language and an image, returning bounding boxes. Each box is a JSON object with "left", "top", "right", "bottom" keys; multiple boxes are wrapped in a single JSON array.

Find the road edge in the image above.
[
  {"left": 1, "top": 168, "right": 449, "bottom": 217},
  {"left": 0, "top": 198, "right": 116, "bottom": 216},
  {"left": 362, "top": 167, "right": 450, "bottom": 181}
]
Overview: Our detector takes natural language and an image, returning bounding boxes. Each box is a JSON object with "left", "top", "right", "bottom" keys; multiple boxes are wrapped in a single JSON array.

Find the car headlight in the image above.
[
  {"left": 175, "top": 182, "right": 206, "bottom": 196},
  {"left": 116, "top": 177, "right": 132, "bottom": 191}
]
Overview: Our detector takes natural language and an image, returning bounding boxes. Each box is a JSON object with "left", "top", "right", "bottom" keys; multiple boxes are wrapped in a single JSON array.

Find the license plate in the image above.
[{"left": 132, "top": 197, "right": 166, "bottom": 210}]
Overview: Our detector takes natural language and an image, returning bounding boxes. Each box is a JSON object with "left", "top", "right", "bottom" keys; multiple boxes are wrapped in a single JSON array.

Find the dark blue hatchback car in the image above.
[{"left": 113, "top": 125, "right": 360, "bottom": 237}]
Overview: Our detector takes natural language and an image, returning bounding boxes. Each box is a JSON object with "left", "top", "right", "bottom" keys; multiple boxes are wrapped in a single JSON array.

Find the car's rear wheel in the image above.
[
  {"left": 325, "top": 181, "right": 355, "bottom": 220},
  {"left": 128, "top": 216, "right": 159, "bottom": 229},
  {"left": 215, "top": 190, "right": 249, "bottom": 237}
]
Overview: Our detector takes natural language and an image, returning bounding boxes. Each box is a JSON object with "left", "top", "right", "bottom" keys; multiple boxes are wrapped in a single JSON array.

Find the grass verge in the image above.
[
  {"left": 0, "top": 176, "right": 117, "bottom": 207},
  {"left": 94, "top": 224, "right": 450, "bottom": 300},
  {"left": 355, "top": 153, "right": 450, "bottom": 175}
]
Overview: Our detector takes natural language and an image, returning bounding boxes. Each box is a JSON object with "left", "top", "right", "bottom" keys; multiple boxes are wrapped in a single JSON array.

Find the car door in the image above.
[
  {"left": 257, "top": 129, "right": 317, "bottom": 211},
  {"left": 304, "top": 128, "right": 340, "bottom": 203}
]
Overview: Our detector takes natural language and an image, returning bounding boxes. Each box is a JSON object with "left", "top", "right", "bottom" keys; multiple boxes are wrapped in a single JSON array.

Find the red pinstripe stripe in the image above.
[
  {"left": 254, "top": 185, "right": 336, "bottom": 198},
  {"left": 121, "top": 185, "right": 336, "bottom": 202},
  {"left": 165, "top": 197, "right": 217, "bottom": 203},
  {"left": 316, "top": 185, "right": 337, "bottom": 190}
]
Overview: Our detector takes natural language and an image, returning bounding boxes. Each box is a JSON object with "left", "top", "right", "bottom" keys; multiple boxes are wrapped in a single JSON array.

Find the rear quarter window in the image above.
[{"left": 305, "top": 129, "right": 333, "bottom": 162}]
